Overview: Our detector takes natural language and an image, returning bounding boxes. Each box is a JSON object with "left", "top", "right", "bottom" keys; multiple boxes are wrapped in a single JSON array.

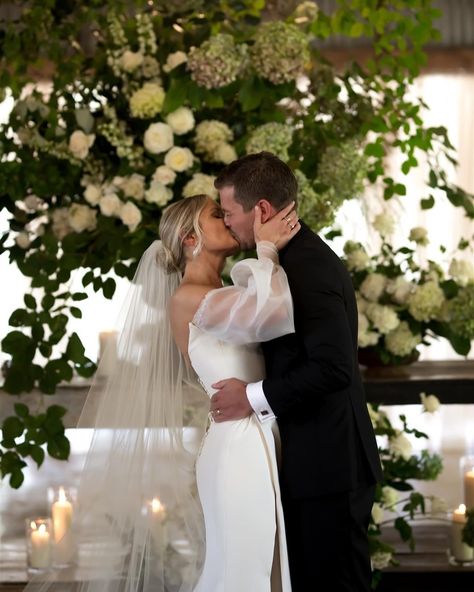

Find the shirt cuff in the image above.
[{"left": 246, "top": 381, "right": 276, "bottom": 423}]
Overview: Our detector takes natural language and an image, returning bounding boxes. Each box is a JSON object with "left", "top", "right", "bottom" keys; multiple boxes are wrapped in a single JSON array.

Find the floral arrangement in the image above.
[
  {"left": 1, "top": 0, "right": 473, "bottom": 488},
  {"left": 368, "top": 392, "right": 444, "bottom": 582},
  {"left": 343, "top": 217, "right": 474, "bottom": 365}
]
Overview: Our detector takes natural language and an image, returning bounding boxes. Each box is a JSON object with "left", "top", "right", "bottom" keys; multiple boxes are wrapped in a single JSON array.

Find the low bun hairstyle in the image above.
[{"left": 157, "top": 194, "right": 209, "bottom": 274}]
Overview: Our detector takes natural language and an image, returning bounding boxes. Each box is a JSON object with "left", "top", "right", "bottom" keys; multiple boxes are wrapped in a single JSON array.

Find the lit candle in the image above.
[
  {"left": 464, "top": 468, "right": 474, "bottom": 510},
  {"left": 98, "top": 330, "right": 118, "bottom": 375},
  {"left": 51, "top": 487, "right": 74, "bottom": 565},
  {"left": 149, "top": 497, "right": 167, "bottom": 549},
  {"left": 451, "top": 504, "right": 474, "bottom": 563},
  {"left": 30, "top": 522, "right": 52, "bottom": 569}
]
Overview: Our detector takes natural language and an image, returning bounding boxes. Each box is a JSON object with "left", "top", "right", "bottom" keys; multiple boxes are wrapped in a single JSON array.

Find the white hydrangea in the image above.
[
  {"left": 69, "top": 130, "right": 95, "bottom": 159},
  {"left": 408, "top": 281, "right": 445, "bottom": 321},
  {"left": 371, "top": 551, "right": 392, "bottom": 570},
  {"left": 15, "top": 231, "right": 31, "bottom": 249},
  {"left": 145, "top": 181, "right": 173, "bottom": 206},
  {"left": 163, "top": 50, "right": 187, "bottom": 73},
  {"left": 166, "top": 107, "right": 195, "bottom": 135},
  {"left": 390, "top": 431, "right": 412, "bottom": 460},
  {"left": 360, "top": 273, "right": 387, "bottom": 302},
  {"left": 122, "top": 174, "right": 146, "bottom": 200},
  {"left": 153, "top": 165, "right": 176, "bottom": 186},
  {"left": 144, "top": 122, "right": 174, "bottom": 154},
  {"left": 356, "top": 294, "right": 369, "bottom": 313},
  {"left": 409, "top": 226, "right": 429, "bottom": 246},
  {"left": 366, "top": 303, "right": 400, "bottom": 334},
  {"left": 129, "top": 82, "right": 165, "bottom": 118},
  {"left": 371, "top": 503, "right": 384, "bottom": 525},
  {"left": 164, "top": 146, "right": 194, "bottom": 172},
  {"left": 119, "top": 50, "right": 144, "bottom": 72},
  {"left": 68, "top": 204, "right": 97, "bottom": 233},
  {"left": 358, "top": 330, "right": 379, "bottom": 348},
  {"left": 385, "top": 321, "right": 420, "bottom": 357},
  {"left": 386, "top": 276, "right": 413, "bottom": 305},
  {"left": 120, "top": 201, "right": 142, "bottom": 232},
  {"left": 382, "top": 486, "right": 399, "bottom": 509},
  {"left": 84, "top": 184, "right": 102, "bottom": 206},
  {"left": 194, "top": 120, "right": 233, "bottom": 155},
  {"left": 99, "top": 193, "right": 122, "bottom": 217},
  {"left": 372, "top": 212, "right": 395, "bottom": 237},
  {"left": 449, "top": 258, "right": 474, "bottom": 286},
  {"left": 420, "top": 392, "right": 440, "bottom": 413},
  {"left": 346, "top": 248, "right": 370, "bottom": 272},
  {"left": 183, "top": 173, "right": 218, "bottom": 199}
]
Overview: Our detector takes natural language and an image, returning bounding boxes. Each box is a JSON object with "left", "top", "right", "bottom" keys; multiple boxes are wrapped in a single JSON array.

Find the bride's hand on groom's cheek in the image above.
[
  {"left": 210, "top": 378, "right": 252, "bottom": 422},
  {"left": 254, "top": 201, "right": 300, "bottom": 250}
]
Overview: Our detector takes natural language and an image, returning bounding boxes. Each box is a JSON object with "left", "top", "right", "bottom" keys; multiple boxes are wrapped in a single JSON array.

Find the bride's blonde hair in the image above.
[{"left": 158, "top": 194, "right": 209, "bottom": 273}]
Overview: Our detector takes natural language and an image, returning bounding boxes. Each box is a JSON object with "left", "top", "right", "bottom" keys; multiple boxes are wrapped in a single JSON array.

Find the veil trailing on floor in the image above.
[{"left": 25, "top": 240, "right": 209, "bottom": 592}]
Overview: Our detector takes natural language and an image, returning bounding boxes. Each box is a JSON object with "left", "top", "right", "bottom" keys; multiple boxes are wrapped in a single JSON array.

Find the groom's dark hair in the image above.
[{"left": 214, "top": 151, "right": 298, "bottom": 212}]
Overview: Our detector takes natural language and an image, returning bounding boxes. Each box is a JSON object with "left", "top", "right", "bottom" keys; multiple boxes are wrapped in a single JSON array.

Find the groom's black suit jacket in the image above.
[{"left": 262, "top": 222, "right": 382, "bottom": 499}]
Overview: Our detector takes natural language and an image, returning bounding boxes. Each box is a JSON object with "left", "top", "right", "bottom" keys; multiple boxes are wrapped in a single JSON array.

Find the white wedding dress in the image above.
[{"left": 187, "top": 243, "right": 294, "bottom": 592}]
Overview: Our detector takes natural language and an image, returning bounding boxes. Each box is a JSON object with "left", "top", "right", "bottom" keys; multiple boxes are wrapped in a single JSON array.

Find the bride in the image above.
[{"left": 26, "top": 193, "right": 299, "bottom": 592}]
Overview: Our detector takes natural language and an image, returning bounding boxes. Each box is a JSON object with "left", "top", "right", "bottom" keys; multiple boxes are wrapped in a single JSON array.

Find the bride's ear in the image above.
[
  {"left": 257, "top": 199, "right": 274, "bottom": 223},
  {"left": 182, "top": 232, "right": 196, "bottom": 248}
]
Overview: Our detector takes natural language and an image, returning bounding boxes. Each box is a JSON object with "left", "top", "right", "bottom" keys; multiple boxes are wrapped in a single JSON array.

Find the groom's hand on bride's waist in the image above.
[{"left": 210, "top": 378, "right": 252, "bottom": 422}]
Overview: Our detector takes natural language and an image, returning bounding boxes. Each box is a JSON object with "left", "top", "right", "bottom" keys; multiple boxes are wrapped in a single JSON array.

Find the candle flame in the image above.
[
  {"left": 30, "top": 521, "right": 37, "bottom": 530},
  {"left": 38, "top": 524, "right": 47, "bottom": 534},
  {"left": 151, "top": 498, "right": 164, "bottom": 513},
  {"left": 459, "top": 504, "right": 467, "bottom": 513},
  {"left": 58, "top": 487, "right": 67, "bottom": 502}
]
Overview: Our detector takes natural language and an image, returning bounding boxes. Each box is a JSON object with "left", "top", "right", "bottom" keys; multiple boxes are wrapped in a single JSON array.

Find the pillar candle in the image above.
[
  {"left": 30, "top": 522, "right": 52, "bottom": 569},
  {"left": 464, "top": 468, "right": 474, "bottom": 510},
  {"left": 98, "top": 330, "right": 118, "bottom": 375},
  {"left": 150, "top": 497, "right": 167, "bottom": 549},
  {"left": 51, "top": 487, "right": 74, "bottom": 565},
  {"left": 451, "top": 504, "right": 474, "bottom": 563}
]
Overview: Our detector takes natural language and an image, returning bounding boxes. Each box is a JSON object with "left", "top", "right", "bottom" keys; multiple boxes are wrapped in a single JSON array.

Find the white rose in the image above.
[
  {"left": 144, "top": 122, "right": 174, "bottom": 154},
  {"left": 120, "top": 201, "right": 142, "bottom": 232},
  {"left": 69, "top": 130, "right": 95, "bottom": 159},
  {"left": 121, "top": 174, "right": 146, "bottom": 200},
  {"left": 382, "top": 486, "right": 399, "bottom": 509},
  {"left": 182, "top": 172, "right": 218, "bottom": 199},
  {"left": 23, "top": 195, "right": 43, "bottom": 211},
  {"left": 99, "top": 193, "right": 122, "bottom": 217},
  {"left": 15, "top": 232, "right": 31, "bottom": 249},
  {"left": 214, "top": 142, "right": 237, "bottom": 164},
  {"left": 145, "top": 181, "right": 173, "bottom": 206},
  {"left": 119, "top": 50, "right": 144, "bottom": 72},
  {"left": 153, "top": 165, "right": 177, "bottom": 186},
  {"left": 371, "top": 551, "right": 392, "bottom": 570},
  {"left": 163, "top": 50, "right": 187, "bottom": 72},
  {"left": 112, "top": 176, "right": 126, "bottom": 188},
  {"left": 390, "top": 431, "right": 412, "bottom": 460},
  {"left": 166, "top": 107, "right": 195, "bottom": 135},
  {"left": 68, "top": 204, "right": 97, "bottom": 233},
  {"left": 84, "top": 184, "right": 102, "bottom": 205},
  {"left": 165, "top": 146, "right": 194, "bottom": 172},
  {"left": 371, "top": 503, "right": 384, "bottom": 525},
  {"left": 420, "top": 392, "right": 440, "bottom": 413},
  {"left": 360, "top": 273, "right": 387, "bottom": 302}
]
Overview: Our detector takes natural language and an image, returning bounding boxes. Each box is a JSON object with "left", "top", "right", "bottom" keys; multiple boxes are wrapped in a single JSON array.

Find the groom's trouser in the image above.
[{"left": 282, "top": 482, "right": 376, "bottom": 592}]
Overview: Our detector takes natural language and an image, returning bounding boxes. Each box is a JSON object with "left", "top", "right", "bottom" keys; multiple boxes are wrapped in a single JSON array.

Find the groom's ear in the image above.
[{"left": 256, "top": 199, "right": 274, "bottom": 223}]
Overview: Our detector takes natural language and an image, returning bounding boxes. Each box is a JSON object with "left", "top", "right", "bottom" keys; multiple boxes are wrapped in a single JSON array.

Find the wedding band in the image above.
[{"left": 290, "top": 223, "right": 296, "bottom": 230}]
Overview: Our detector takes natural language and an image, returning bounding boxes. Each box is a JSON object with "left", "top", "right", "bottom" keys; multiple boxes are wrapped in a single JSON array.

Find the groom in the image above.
[{"left": 210, "top": 151, "right": 382, "bottom": 591}]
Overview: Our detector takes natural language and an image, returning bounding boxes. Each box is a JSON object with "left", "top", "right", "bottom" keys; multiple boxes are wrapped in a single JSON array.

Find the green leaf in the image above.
[
  {"left": 394, "top": 516, "right": 412, "bottom": 542},
  {"left": 41, "top": 294, "right": 55, "bottom": 310},
  {"left": 14, "top": 403, "right": 29, "bottom": 418},
  {"left": 238, "top": 77, "right": 264, "bottom": 112},
  {"left": 2, "top": 416, "right": 24, "bottom": 440},
  {"left": 72, "top": 292, "right": 88, "bottom": 301},
  {"left": 30, "top": 445, "right": 45, "bottom": 468},
  {"left": 162, "top": 78, "right": 187, "bottom": 114},
  {"left": 420, "top": 195, "right": 435, "bottom": 210},
  {"left": 102, "top": 278, "right": 116, "bottom": 299},
  {"left": 74, "top": 108, "right": 94, "bottom": 133},
  {"left": 9, "top": 468, "right": 25, "bottom": 489},
  {"left": 46, "top": 405, "right": 67, "bottom": 419},
  {"left": 70, "top": 306, "right": 82, "bottom": 319},
  {"left": 9, "top": 308, "right": 30, "bottom": 327},
  {"left": 65, "top": 332, "right": 85, "bottom": 363},
  {"left": 1, "top": 331, "right": 36, "bottom": 360},
  {"left": 47, "top": 435, "right": 70, "bottom": 460},
  {"left": 24, "top": 294, "right": 36, "bottom": 309},
  {"left": 365, "top": 142, "right": 385, "bottom": 158},
  {"left": 82, "top": 271, "right": 94, "bottom": 287}
]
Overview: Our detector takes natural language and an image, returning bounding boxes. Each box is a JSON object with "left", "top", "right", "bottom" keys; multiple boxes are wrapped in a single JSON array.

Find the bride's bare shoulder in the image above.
[{"left": 170, "top": 283, "right": 214, "bottom": 318}]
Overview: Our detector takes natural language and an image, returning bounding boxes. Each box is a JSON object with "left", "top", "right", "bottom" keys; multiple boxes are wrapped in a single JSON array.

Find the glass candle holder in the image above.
[
  {"left": 460, "top": 455, "right": 474, "bottom": 511},
  {"left": 449, "top": 505, "right": 474, "bottom": 565},
  {"left": 48, "top": 486, "right": 76, "bottom": 566},
  {"left": 26, "top": 518, "right": 53, "bottom": 571}
]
